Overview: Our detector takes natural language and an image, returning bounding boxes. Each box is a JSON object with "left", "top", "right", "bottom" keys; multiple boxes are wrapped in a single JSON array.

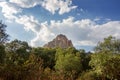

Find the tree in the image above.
[
  {"left": 5, "top": 39, "right": 31, "bottom": 65},
  {"left": 89, "top": 51, "right": 120, "bottom": 80},
  {"left": 89, "top": 36, "right": 120, "bottom": 79},
  {"left": 82, "top": 53, "right": 92, "bottom": 71},
  {"left": 0, "top": 45, "right": 5, "bottom": 63},
  {"left": 55, "top": 48, "right": 82, "bottom": 73},
  {"left": 95, "top": 36, "right": 120, "bottom": 54},
  {"left": 89, "top": 52, "right": 114, "bottom": 75},
  {"left": 0, "top": 53, "right": 43, "bottom": 80},
  {"left": 102, "top": 56, "right": 120, "bottom": 79},
  {"left": 31, "top": 47, "right": 56, "bottom": 69},
  {"left": 0, "top": 21, "right": 8, "bottom": 44},
  {"left": 78, "top": 71, "right": 99, "bottom": 80},
  {"left": 5, "top": 39, "right": 31, "bottom": 53}
]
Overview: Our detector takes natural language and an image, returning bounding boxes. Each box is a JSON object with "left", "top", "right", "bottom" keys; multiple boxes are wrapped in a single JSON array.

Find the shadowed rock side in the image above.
[{"left": 43, "top": 34, "right": 73, "bottom": 48}]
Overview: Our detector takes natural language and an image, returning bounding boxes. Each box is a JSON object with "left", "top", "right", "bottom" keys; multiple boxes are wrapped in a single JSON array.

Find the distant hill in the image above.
[{"left": 43, "top": 34, "right": 73, "bottom": 48}]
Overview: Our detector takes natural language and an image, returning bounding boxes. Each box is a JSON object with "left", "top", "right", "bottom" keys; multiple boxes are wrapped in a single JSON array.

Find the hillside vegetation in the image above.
[{"left": 0, "top": 21, "right": 120, "bottom": 80}]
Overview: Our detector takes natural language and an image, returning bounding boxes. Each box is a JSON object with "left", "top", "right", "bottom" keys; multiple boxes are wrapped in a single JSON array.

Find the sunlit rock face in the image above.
[{"left": 43, "top": 34, "right": 73, "bottom": 48}]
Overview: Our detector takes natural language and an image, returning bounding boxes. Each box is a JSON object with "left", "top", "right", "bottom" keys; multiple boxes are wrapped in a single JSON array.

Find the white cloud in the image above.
[
  {"left": 42, "top": 17, "right": 95, "bottom": 46},
  {"left": 9, "top": 15, "right": 120, "bottom": 47},
  {"left": 28, "top": 17, "right": 120, "bottom": 47},
  {"left": 77, "top": 41, "right": 96, "bottom": 46},
  {"left": 0, "top": 0, "right": 77, "bottom": 18},
  {"left": 30, "top": 24, "right": 55, "bottom": 46},
  {"left": 58, "top": 0, "right": 77, "bottom": 15},
  {"left": 0, "top": 2, "right": 22, "bottom": 20},
  {"left": 41, "top": 0, "right": 77, "bottom": 15},
  {"left": 9, "top": 0, "right": 77, "bottom": 15},
  {"left": 9, "top": 0, "right": 41, "bottom": 8},
  {"left": 90, "top": 21, "right": 120, "bottom": 42},
  {"left": 15, "top": 15, "right": 40, "bottom": 33},
  {"left": 14, "top": 15, "right": 55, "bottom": 47}
]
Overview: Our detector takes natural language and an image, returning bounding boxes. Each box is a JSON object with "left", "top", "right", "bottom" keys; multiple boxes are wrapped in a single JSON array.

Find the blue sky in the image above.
[{"left": 0, "top": 0, "right": 120, "bottom": 51}]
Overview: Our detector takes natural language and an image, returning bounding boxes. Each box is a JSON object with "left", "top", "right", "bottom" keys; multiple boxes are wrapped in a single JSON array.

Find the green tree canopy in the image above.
[
  {"left": 5, "top": 39, "right": 31, "bottom": 53},
  {"left": 5, "top": 39, "right": 31, "bottom": 64},
  {"left": 102, "top": 56, "right": 120, "bottom": 79},
  {"left": 31, "top": 47, "right": 56, "bottom": 69},
  {"left": 95, "top": 36, "right": 120, "bottom": 54},
  {"left": 55, "top": 48, "right": 83, "bottom": 73},
  {"left": 89, "top": 52, "right": 115, "bottom": 75}
]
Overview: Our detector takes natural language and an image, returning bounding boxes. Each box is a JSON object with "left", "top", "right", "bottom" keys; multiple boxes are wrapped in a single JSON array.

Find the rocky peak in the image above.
[{"left": 43, "top": 34, "right": 73, "bottom": 48}]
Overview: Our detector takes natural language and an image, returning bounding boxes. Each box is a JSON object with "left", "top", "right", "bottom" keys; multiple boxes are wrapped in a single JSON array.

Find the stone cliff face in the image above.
[{"left": 43, "top": 34, "right": 73, "bottom": 48}]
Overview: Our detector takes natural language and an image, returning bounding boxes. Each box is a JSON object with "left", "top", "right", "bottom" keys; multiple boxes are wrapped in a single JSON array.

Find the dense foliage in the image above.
[{"left": 0, "top": 22, "right": 120, "bottom": 80}]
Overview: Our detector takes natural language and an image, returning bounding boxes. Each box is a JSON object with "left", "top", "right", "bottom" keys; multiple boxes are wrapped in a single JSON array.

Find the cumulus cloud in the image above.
[
  {"left": 1, "top": 12, "right": 114, "bottom": 48},
  {"left": 0, "top": 0, "right": 77, "bottom": 21},
  {"left": 9, "top": 0, "right": 77, "bottom": 15},
  {"left": 0, "top": 2, "right": 22, "bottom": 20},
  {"left": 41, "top": 0, "right": 77, "bottom": 14},
  {"left": 15, "top": 15, "right": 40, "bottom": 33},
  {"left": 14, "top": 15, "right": 55, "bottom": 47},
  {"left": 90, "top": 21, "right": 120, "bottom": 41},
  {"left": 30, "top": 24, "right": 55, "bottom": 46},
  {"left": 23, "top": 17, "right": 120, "bottom": 47}
]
